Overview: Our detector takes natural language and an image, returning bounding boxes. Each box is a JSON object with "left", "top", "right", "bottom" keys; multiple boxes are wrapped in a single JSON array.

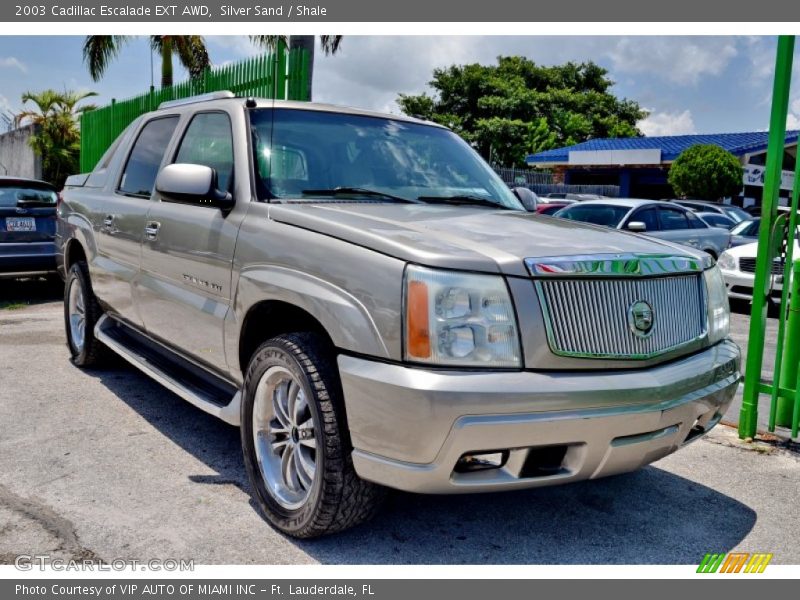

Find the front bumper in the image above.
[
  {"left": 720, "top": 267, "right": 782, "bottom": 301},
  {"left": 339, "top": 339, "right": 740, "bottom": 494}
]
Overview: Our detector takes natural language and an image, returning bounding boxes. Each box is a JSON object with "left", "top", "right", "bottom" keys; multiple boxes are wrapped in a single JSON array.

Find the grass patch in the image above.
[{"left": 0, "top": 301, "right": 28, "bottom": 310}]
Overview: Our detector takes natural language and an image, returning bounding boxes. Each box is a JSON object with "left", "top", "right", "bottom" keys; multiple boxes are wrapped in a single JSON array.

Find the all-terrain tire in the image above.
[
  {"left": 64, "top": 261, "right": 109, "bottom": 367},
  {"left": 241, "top": 332, "right": 386, "bottom": 538}
]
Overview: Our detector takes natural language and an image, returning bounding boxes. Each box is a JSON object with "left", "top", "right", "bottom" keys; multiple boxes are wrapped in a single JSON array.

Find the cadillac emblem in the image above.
[{"left": 628, "top": 300, "right": 655, "bottom": 338}]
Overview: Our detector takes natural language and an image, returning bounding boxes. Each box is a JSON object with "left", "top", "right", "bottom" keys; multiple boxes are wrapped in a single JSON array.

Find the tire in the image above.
[
  {"left": 241, "top": 332, "right": 385, "bottom": 538},
  {"left": 64, "top": 261, "right": 108, "bottom": 367}
]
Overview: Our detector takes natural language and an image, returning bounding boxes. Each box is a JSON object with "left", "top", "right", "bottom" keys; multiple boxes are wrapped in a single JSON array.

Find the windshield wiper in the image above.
[
  {"left": 301, "top": 187, "right": 421, "bottom": 204},
  {"left": 416, "top": 194, "right": 507, "bottom": 209}
]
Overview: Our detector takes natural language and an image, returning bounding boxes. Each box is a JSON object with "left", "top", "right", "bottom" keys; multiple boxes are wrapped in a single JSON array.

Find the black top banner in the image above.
[{"left": 3, "top": 0, "right": 800, "bottom": 21}]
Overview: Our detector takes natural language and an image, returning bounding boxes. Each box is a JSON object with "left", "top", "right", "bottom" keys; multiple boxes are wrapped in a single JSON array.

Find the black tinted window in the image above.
[
  {"left": 119, "top": 116, "right": 179, "bottom": 197},
  {"left": 174, "top": 112, "right": 234, "bottom": 191},
  {"left": 0, "top": 185, "right": 56, "bottom": 207},
  {"left": 659, "top": 208, "right": 691, "bottom": 231},
  {"left": 630, "top": 207, "right": 659, "bottom": 231}
]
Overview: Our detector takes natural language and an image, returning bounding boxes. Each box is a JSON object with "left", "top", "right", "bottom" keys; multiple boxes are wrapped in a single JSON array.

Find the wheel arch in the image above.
[{"left": 231, "top": 266, "right": 392, "bottom": 380}]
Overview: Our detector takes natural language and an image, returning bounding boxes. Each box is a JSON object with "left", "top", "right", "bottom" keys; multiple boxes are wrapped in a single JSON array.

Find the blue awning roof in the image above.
[{"left": 526, "top": 130, "right": 800, "bottom": 165}]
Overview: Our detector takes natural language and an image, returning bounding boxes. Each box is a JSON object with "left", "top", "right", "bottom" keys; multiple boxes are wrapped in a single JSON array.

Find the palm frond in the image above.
[
  {"left": 249, "top": 35, "right": 289, "bottom": 51},
  {"left": 82, "top": 36, "right": 129, "bottom": 81},
  {"left": 319, "top": 35, "right": 343, "bottom": 55}
]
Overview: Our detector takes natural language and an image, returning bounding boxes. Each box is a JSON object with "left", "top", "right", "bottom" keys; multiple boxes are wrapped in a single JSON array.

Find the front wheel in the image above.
[{"left": 241, "top": 333, "right": 385, "bottom": 538}]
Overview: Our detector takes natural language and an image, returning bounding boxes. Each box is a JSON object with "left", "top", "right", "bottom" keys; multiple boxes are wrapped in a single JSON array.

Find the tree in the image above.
[
  {"left": 668, "top": 144, "right": 743, "bottom": 201},
  {"left": 250, "top": 35, "right": 343, "bottom": 100},
  {"left": 15, "top": 89, "right": 97, "bottom": 188},
  {"left": 83, "top": 36, "right": 210, "bottom": 88},
  {"left": 397, "top": 56, "right": 646, "bottom": 167}
]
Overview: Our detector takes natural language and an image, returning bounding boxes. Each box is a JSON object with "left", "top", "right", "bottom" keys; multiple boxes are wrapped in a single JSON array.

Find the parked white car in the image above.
[{"left": 717, "top": 241, "right": 794, "bottom": 301}]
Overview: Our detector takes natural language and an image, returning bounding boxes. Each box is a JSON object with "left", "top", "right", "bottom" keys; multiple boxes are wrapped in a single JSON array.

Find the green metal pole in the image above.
[
  {"left": 778, "top": 261, "right": 800, "bottom": 426},
  {"left": 739, "top": 35, "right": 795, "bottom": 439},
  {"left": 770, "top": 173, "right": 800, "bottom": 430}
]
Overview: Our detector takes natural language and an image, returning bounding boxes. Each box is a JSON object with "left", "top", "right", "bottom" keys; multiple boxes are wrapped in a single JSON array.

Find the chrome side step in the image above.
[{"left": 94, "top": 315, "right": 241, "bottom": 426}]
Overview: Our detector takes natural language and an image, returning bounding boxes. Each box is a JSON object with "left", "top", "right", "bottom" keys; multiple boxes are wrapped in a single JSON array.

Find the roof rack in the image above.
[{"left": 158, "top": 91, "right": 236, "bottom": 110}]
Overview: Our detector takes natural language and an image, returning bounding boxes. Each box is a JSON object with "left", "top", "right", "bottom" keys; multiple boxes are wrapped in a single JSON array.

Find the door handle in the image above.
[
  {"left": 103, "top": 215, "right": 115, "bottom": 231},
  {"left": 144, "top": 221, "right": 161, "bottom": 241}
]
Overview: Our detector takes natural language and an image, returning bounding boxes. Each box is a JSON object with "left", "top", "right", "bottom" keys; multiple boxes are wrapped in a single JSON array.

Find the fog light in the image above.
[{"left": 454, "top": 451, "right": 508, "bottom": 473}]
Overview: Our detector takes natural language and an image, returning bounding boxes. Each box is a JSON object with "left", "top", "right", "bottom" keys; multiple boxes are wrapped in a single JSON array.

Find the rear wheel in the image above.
[
  {"left": 241, "top": 332, "right": 385, "bottom": 538},
  {"left": 64, "top": 261, "right": 108, "bottom": 367}
]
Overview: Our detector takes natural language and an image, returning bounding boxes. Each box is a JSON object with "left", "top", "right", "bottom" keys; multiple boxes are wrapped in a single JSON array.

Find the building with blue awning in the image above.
[{"left": 526, "top": 131, "right": 800, "bottom": 206}]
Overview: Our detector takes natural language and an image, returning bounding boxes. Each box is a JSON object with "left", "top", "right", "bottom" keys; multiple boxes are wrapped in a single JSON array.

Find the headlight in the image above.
[
  {"left": 717, "top": 251, "right": 736, "bottom": 271},
  {"left": 404, "top": 265, "right": 522, "bottom": 367},
  {"left": 704, "top": 265, "right": 730, "bottom": 343}
]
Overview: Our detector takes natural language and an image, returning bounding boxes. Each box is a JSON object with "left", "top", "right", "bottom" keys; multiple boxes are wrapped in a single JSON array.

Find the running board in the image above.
[{"left": 94, "top": 315, "right": 241, "bottom": 426}]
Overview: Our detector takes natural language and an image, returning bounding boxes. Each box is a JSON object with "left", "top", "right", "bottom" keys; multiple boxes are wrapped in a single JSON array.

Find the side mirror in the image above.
[
  {"left": 627, "top": 221, "right": 647, "bottom": 232},
  {"left": 156, "top": 163, "right": 234, "bottom": 211},
  {"left": 513, "top": 187, "right": 539, "bottom": 211}
]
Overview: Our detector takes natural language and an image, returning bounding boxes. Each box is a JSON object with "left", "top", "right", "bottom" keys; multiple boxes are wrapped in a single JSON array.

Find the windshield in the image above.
[
  {"left": 0, "top": 184, "right": 56, "bottom": 207},
  {"left": 249, "top": 109, "right": 522, "bottom": 210},
  {"left": 555, "top": 203, "right": 631, "bottom": 227}
]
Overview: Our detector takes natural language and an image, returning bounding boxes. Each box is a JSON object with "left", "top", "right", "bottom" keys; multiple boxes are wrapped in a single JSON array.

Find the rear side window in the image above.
[
  {"left": 0, "top": 185, "right": 56, "bottom": 207},
  {"left": 174, "top": 112, "right": 234, "bottom": 191},
  {"left": 119, "top": 116, "right": 179, "bottom": 198},
  {"left": 659, "top": 207, "right": 691, "bottom": 231}
]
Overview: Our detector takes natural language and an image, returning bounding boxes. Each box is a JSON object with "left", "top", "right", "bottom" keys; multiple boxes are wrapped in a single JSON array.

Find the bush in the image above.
[{"left": 668, "top": 144, "right": 743, "bottom": 201}]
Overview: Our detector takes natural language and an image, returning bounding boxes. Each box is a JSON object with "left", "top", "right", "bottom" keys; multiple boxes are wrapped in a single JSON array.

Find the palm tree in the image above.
[
  {"left": 15, "top": 89, "right": 97, "bottom": 187},
  {"left": 250, "top": 35, "right": 343, "bottom": 100},
  {"left": 83, "top": 36, "right": 210, "bottom": 88}
]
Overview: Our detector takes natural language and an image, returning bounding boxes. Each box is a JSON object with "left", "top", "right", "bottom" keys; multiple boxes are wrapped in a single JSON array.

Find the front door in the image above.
[{"left": 137, "top": 111, "right": 240, "bottom": 374}]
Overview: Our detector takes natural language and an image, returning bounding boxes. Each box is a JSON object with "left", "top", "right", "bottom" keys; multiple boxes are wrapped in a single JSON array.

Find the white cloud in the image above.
[
  {"left": 786, "top": 99, "right": 800, "bottom": 130},
  {"left": 638, "top": 109, "right": 696, "bottom": 136},
  {"left": 0, "top": 56, "right": 27, "bottom": 73},
  {"left": 608, "top": 38, "right": 737, "bottom": 85}
]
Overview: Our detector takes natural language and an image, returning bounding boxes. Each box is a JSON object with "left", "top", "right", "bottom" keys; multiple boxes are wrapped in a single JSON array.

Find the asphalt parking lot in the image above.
[{"left": 0, "top": 279, "right": 798, "bottom": 565}]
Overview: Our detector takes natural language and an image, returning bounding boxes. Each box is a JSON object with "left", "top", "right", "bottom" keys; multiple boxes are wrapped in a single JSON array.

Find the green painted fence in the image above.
[{"left": 79, "top": 44, "right": 310, "bottom": 172}]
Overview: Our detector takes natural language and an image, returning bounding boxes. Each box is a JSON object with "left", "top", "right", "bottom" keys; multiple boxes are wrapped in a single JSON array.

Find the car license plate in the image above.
[{"left": 5, "top": 217, "right": 36, "bottom": 232}]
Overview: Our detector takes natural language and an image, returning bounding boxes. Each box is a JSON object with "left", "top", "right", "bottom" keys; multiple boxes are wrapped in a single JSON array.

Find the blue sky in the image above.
[{"left": 0, "top": 36, "right": 794, "bottom": 136}]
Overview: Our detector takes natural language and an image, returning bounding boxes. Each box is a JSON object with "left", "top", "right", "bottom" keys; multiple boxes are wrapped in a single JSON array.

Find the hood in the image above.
[
  {"left": 725, "top": 239, "right": 800, "bottom": 258},
  {"left": 268, "top": 203, "right": 705, "bottom": 277}
]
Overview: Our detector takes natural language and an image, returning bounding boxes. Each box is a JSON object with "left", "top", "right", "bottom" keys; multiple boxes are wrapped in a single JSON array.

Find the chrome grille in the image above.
[
  {"left": 536, "top": 275, "right": 706, "bottom": 358},
  {"left": 739, "top": 257, "right": 784, "bottom": 275}
]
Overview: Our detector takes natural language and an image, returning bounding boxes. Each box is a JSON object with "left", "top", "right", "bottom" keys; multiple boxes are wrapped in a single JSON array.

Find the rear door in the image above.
[
  {"left": 137, "top": 110, "right": 241, "bottom": 373},
  {"left": 0, "top": 180, "right": 57, "bottom": 272},
  {"left": 91, "top": 115, "right": 180, "bottom": 326}
]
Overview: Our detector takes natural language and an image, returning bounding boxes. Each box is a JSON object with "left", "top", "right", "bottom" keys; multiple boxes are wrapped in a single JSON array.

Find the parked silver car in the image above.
[
  {"left": 555, "top": 199, "right": 731, "bottom": 258},
  {"left": 57, "top": 93, "right": 740, "bottom": 538}
]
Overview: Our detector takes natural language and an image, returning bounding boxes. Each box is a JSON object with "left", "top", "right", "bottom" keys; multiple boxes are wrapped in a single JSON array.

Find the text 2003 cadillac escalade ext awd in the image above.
[{"left": 58, "top": 91, "right": 740, "bottom": 538}]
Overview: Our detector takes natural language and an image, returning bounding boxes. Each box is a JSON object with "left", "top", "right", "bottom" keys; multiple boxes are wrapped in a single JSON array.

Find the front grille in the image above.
[
  {"left": 739, "top": 257, "right": 784, "bottom": 275},
  {"left": 537, "top": 274, "right": 706, "bottom": 359}
]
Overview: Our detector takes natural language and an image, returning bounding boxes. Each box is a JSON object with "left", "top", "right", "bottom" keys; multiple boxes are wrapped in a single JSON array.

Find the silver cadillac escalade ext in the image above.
[{"left": 57, "top": 91, "right": 741, "bottom": 538}]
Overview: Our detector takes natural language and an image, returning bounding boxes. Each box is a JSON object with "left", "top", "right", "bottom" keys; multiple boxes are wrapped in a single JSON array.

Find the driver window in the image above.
[
  {"left": 631, "top": 207, "right": 659, "bottom": 231},
  {"left": 174, "top": 112, "right": 234, "bottom": 192}
]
